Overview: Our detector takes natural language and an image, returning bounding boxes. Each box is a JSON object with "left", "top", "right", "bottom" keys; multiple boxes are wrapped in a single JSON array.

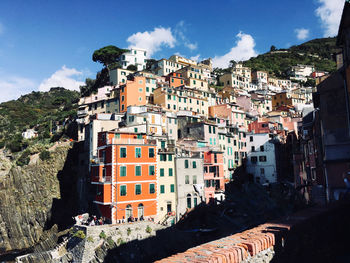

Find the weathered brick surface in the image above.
[{"left": 155, "top": 204, "right": 349, "bottom": 263}]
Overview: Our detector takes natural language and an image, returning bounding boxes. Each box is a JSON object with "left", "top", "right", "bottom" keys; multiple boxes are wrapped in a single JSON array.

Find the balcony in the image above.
[
  {"left": 76, "top": 118, "right": 85, "bottom": 125},
  {"left": 90, "top": 157, "right": 105, "bottom": 164},
  {"left": 77, "top": 110, "right": 88, "bottom": 117},
  {"left": 91, "top": 175, "right": 112, "bottom": 184},
  {"left": 107, "top": 138, "right": 148, "bottom": 145}
]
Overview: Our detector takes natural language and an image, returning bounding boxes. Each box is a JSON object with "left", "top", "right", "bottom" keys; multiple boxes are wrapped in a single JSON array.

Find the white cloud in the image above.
[
  {"left": 185, "top": 43, "right": 197, "bottom": 51},
  {"left": 315, "top": 0, "right": 344, "bottom": 37},
  {"left": 0, "top": 74, "right": 36, "bottom": 103},
  {"left": 295, "top": 28, "right": 310, "bottom": 40},
  {"left": 190, "top": 54, "right": 201, "bottom": 62},
  {"left": 174, "top": 21, "right": 198, "bottom": 51},
  {"left": 127, "top": 27, "right": 176, "bottom": 57},
  {"left": 212, "top": 32, "right": 258, "bottom": 68},
  {"left": 38, "top": 65, "right": 85, "bottom": 92}
]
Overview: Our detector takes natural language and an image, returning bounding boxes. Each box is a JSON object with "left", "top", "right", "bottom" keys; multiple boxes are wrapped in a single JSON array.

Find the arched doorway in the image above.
[
  {"left": 125, "top": 204, "right": 132, "bottom": 219},
  {"left": 137, "top": 203, "right": 144, "bottom": 219}
]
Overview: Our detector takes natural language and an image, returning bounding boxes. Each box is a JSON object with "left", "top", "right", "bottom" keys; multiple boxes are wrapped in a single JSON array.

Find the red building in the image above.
[
  {"left": 91, "top": 131, "right": 157, "bottom": 224},
  {"left": 203, "top": 150, "right": 225, "bottom": 203}
]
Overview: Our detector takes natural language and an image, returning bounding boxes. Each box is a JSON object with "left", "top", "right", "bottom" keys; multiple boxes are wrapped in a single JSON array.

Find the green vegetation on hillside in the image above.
[
  {"left": 0, "top": 87, "right": 79, "bottom": 153},
  {"left": 243, "top": 37, "right": 337, "bottom": 78}
]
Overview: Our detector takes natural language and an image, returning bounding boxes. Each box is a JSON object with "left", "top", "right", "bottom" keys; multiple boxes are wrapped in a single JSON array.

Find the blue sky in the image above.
[{"left": 0, "top": 0, "right": 344, "bottom": 102}]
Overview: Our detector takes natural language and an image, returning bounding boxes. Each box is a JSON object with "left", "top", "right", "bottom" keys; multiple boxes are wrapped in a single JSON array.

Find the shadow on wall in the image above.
[
  {"left": 44, "top": 142, "right": 93, "bottom": 232},
  {"left": 102, "top": 181, "right": 303, "bottom": 263}
]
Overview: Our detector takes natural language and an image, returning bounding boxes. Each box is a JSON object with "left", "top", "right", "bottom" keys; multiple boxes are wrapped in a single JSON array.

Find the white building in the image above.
[
  {"left": 289, "top": 64, "right": 315, "bottom": 82},
  {"left": 120, "top": 48, "right": 147, "bottom": 71},
  {"left": 22, "top": 129, "right": 38, "bottom": 139},
  {"left": 246, "top": 133, "right": 278, "bottom": 184}
]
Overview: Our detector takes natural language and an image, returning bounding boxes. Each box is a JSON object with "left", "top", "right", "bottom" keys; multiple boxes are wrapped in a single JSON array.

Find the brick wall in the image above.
[{"left": 155, "top": 202, "right": 350, "bottom": 262}]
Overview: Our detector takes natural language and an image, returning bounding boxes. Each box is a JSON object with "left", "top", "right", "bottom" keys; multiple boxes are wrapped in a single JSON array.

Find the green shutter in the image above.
[
  {"left": 120, "top": 166, "right": 126, "bottom": 177},
  {"left": 120, "top": 185, "right": 126, "bottom": 196},
  {"left": 160, "top": 185, "right": 165, "bottom": 194},
  {"left": 135, "top": 166, "right": 141, "bottom": 176},
  {"left": 169, "top": 168, "right": 173, "bottom": 176},
  {"left": 160, "top": 168, "right": 164, "bottom": 177},
  {"left": 149, "top": 165, "right": 155, "bottom": 175},
  {"left": 170, "top": 184, "right": 175, "bottom": 193},
  {"left": 192, "top": 161, "right": 196, "bottom": 168}
]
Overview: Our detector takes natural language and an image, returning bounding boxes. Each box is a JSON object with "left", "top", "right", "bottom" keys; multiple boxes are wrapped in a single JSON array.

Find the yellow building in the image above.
[
  {"left": 219, "top": 73, "right": 250, "bottom": 90},
  {"left": 156, "top": 139, "right": 177, "bottom": 225}
]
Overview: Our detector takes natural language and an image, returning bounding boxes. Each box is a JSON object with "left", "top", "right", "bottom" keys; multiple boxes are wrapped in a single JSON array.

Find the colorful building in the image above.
[
  {"left": 203, "top": 150, "right": 225, "bottom": 203},
  {"left": 91, "top": 131, "right": 157, "bottom": 224}
]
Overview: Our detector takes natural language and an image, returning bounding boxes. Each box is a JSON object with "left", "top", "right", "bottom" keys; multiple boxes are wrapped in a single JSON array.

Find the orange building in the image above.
[
  {"left": 203, "top": 151, "right": 225, "bottom": 203},
  {"left": 119, "top": 76, "right": 147, "bottom": 112},
  {"left": 91, "top": 131, "right": 157, "bottom": 224},
  {"left": 165, "top": 72, "right": 185, "bottom": 88}
]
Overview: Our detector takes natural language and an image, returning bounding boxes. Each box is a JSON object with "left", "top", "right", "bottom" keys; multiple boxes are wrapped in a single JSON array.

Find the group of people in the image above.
[{"left": 87, "top": 216, "right": 106, "bottom": 226}]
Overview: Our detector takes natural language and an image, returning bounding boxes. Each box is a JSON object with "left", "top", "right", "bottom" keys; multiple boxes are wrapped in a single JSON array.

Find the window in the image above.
[
  {"left": 185, "top": 175, "right": 190, "bottom": 184},
  {"left": 120, "top": 185, "right": 126, "bottom": 196},
  {"left": 160, "top": 185, "right": 165, "bottom": 194},
  {"left": 194, "top": 196, "right": 198, "bottom": 206},
  {"left": 192, "top": 161, "right": 197, "bottom": 168},
  {"left": 251, "top": 156, "right": 257, "bottom": 163},
  {"left": 149, "top": 148, "right": 155, "bottom": 158},
  {"left": 170, "top": 184, "right": 175, "bottom": 193},
  {"left": 260, "top": 168, "right": 265, "bottom": 175},
  {"left": 250, "top": 136, "right": 253, "bottom": 142},
  {"left": 149, "top": 165, "right": 155, "bottom": 175},
  {"left": 187, "top": 194, "right": 191, "bottom": 209},
  {"left": 120, "top": 166, "right": 126, "bottom": 177},
  {"left": 120, "top": 147, "right": 127, "bottom": 158},
  {"left": 135, "top": 184, "right": 141, "bottom": 195},
  {"left": 160, "top": 154, "right": 166, "bottom": 161},
  {"left": 193, "top": 175, "right": 197, "bottom": 184},
  {"left": 160, "top": 168, "right": 164, "bottom": 177},
  {"left": 185, "top": 160, "right": 189, "bottom": 168},
  {"left": 260, "top": 145, "right": 264, "bottom": 152},
  {"left": 168, "top": 154, "right": 172, "bottom": 161},
  {"left": 251, "top": 146, "right": 255, "bottom": 152},
  {"left": 259, "top": 156, "right": 267, "bottom": 162},
  {"left": 149, "top": 183, "right": 155, "bottom": 194},
  {"left": 135, "top": 165, "right": 141, "bottom": 176},
  {"left": 161, "top": 141, "right": 166, "bottom": 149},
  {"left": 135, "top": 147, "right": 141, "bottom": 158},
  {"left": 121, "top": 95, "right": 125, "bottom": 102},
  {"left": 169, "top": 168, "right": 173, "bottom": 177},
  {"left": 209, "top": 125, "right": 212, "bottom": 133}
]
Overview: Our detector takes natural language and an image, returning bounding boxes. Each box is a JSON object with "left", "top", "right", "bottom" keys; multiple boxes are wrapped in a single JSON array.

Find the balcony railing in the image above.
[
  {"left": 92, "top": 176, "right": 112, "bottom": 183},
  {"left": 91, "top": 157, "right": 105, "bottom": 164},
  {"left": 77, "top": 110, "right": 88, "bottom": 116},
  {"left": 107, "top": 138, "right": 157, "bottom": 145}
]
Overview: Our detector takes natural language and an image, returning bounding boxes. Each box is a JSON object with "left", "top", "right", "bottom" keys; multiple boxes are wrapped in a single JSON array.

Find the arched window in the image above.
[
  {"left": 137, "top": 203, "right": 144, "bottom": 219},
  {"left": 187, "top": 194, "right": 192, "bottom": 209},
  {"left": 126, "top": 204, "right": 132, "bottom": 219},
  {"left": 193, "top": 194, "right": 198, "bottom": 207}
]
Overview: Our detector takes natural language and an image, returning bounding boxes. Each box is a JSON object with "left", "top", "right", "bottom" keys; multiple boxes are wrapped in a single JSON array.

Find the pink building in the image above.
[{"left": 203, "top": 151, "right": 225, "bottom": 203}]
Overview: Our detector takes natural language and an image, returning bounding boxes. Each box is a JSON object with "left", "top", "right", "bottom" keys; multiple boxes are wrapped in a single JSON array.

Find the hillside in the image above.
[
  {"left": 242, "top": 37, "right": 338, "bottom": 79},
  {"left": 0, "top": 87, "right": 79, "bottom": 152}
]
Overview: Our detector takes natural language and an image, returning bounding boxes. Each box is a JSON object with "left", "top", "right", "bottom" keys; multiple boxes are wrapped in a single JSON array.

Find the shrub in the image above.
[
  {"left": 16, "top": 150, "right": 30, "bottom": 166},
  {"left": 73, "top": 230, "right": 86, "bottom": 239},
  {"left": 39, "top": 150, "right": 51, "bottom": 161},
  {"left": 117, "top": 237, "right": 125, "bottom": 245},
  {"left": 87, "top": 236, "right": 94, "bottom": 242},
  {"left": 106, "top": 236, "right": 115, "bottom": 247},
  {"left": 145, "top": 226, "right": 152, "bottom": 234},
  {"left": 99, "top": 231, "right": 107, "bottom": 239},
  {"left": 127, "top": 227, "right": 131, "bottom": 236}
]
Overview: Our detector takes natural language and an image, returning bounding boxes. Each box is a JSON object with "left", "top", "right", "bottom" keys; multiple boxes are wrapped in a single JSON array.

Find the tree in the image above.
[
  {"left": 126, "top": 64, "right": 137, "bottom": 71},
  {"left": 92, "top": 46, "right": 129, "bottom": 68},
  {"left": 145, "top": 59, "right": 157, "bottom": 70},
  {"left": 229, "top": 60, "right": 237, "bottom": 68},
  {"left": 270, "top": 45, "right": 277, "bottom": 52}
]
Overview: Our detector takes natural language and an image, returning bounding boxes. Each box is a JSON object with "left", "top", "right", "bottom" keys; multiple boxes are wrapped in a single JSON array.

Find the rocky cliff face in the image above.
[{"left": 0, "top": 142, "right": 81, "bottom": 255}]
